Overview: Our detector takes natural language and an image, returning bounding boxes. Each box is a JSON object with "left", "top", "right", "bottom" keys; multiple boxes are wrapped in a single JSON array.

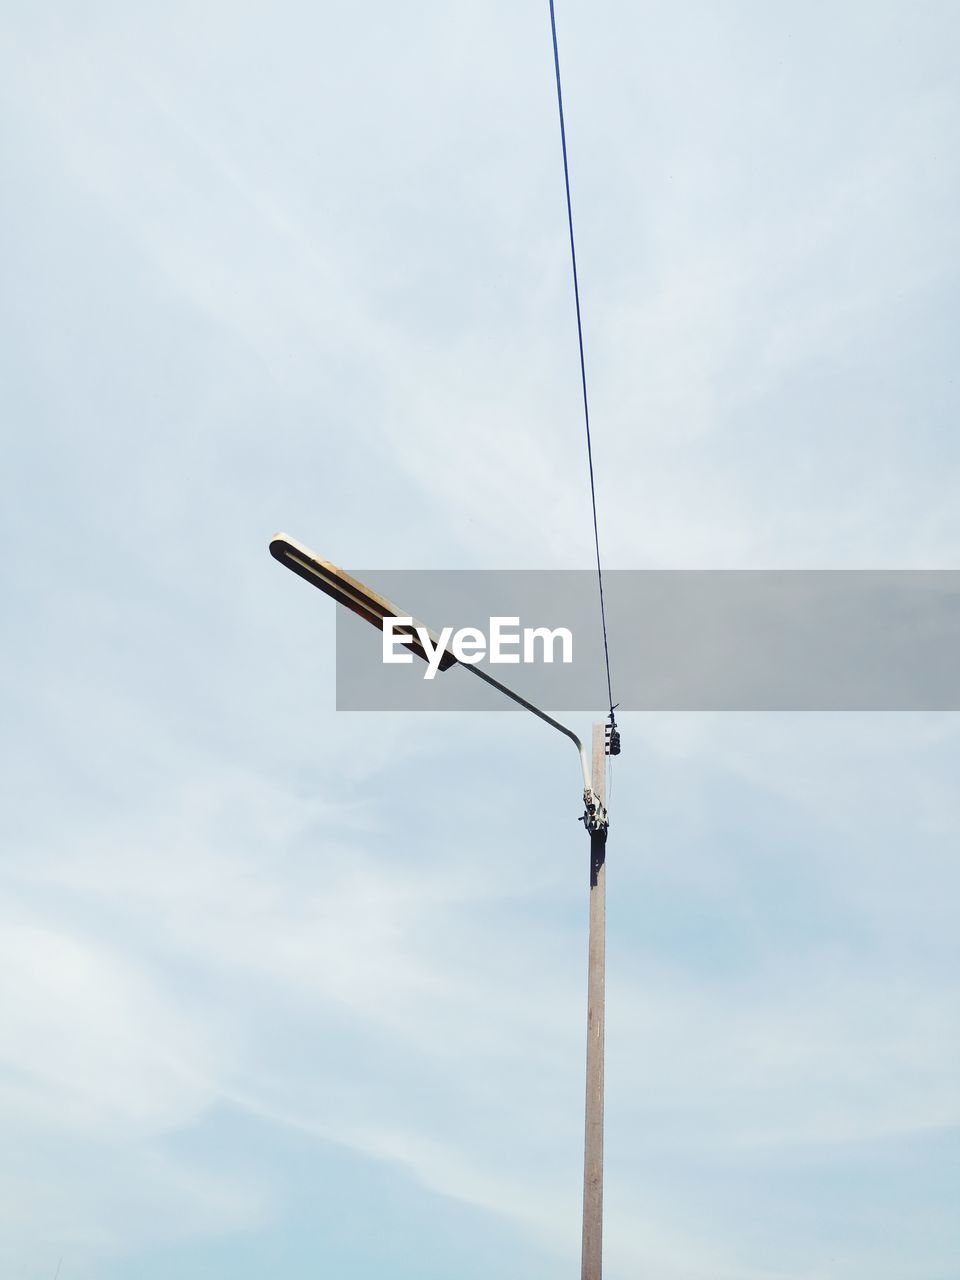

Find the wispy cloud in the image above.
[{"left": 2, "top": 2, "right": 959, "bottom": 1277}]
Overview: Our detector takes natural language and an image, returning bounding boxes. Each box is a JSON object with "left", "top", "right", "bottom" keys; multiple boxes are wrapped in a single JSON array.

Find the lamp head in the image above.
[{"left": 269, "top": 534, "right": 457, "bottom": 671}]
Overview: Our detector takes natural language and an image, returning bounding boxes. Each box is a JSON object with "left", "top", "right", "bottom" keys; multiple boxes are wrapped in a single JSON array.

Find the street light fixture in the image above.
[
  {"left": 270, "top": 533, "right": 604, "bottom": 822},
  {"left": 269, "top": 532, "right": 612, "bottom": 1280}
]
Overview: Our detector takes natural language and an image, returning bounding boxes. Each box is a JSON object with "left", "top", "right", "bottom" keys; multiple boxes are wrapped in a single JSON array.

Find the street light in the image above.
[{"left": 269, "top": 532, "right": 611, "bottom": 1280}]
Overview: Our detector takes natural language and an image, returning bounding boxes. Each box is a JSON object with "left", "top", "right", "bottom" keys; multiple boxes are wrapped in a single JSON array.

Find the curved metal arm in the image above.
[
  {"left": 465, "top": 664, "right": 592, "bottom": 796},
  {"left": 268, "top": 533, "right": 605, "bottom": 826}
]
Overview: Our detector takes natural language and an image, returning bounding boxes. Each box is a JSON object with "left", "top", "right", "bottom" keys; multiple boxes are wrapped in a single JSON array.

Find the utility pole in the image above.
[
  {"left": 581, "top": 721, "right": 607, "bottom": 1280},
  {"left": 268, "top": 537, "right": 616, "bottom": 1277}
]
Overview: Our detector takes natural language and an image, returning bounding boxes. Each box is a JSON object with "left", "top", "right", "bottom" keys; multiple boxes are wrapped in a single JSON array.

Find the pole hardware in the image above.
[
  {"left": 605, "top": 707, "right": 621, "bottom": 757},
  {"left": 581, "top": 788, "right": 608, "bottom": 834}
]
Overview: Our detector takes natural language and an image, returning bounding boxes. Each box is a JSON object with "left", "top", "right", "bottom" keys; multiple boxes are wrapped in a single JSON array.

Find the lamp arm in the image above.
[{"left": 463, "top": 664, "right": 605, "bottom": 830}]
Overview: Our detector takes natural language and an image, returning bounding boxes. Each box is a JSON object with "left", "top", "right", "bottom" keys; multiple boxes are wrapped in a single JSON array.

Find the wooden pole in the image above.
[{"left": 581, "top": 722, "right": 607, "bottom": 1280}]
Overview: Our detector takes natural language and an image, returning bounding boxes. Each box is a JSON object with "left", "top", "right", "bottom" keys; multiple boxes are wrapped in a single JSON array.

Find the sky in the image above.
[{"left": 1, "top": 2, "right": 959, "bottom": 1277}]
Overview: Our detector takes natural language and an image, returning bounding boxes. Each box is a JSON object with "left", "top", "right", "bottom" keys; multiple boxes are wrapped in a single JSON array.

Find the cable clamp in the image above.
[
  {"left": 605, "top": 705, "right": 621, "bottom": 756},
  {"left": 580, "top": 788, "right": 609, "bottom": 834}
]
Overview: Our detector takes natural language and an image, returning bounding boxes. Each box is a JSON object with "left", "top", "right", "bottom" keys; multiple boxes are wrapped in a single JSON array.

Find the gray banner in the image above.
[{"left": 334, "top": 571, "right": 960, "bottom": 711}]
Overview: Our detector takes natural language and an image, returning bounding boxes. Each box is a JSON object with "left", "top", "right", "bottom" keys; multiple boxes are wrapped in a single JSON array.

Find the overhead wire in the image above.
[{"left": 546, "top": 0, "right": 618, "bottom": 734}]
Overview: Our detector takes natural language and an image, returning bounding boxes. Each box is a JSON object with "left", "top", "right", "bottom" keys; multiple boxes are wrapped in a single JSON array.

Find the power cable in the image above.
[{"left": 546, "top": 0, "right": 617, "bottom": 733}]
